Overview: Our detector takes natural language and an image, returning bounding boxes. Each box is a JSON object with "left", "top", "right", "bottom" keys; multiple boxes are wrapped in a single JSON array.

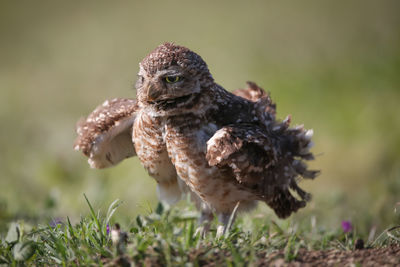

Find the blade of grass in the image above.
[
  {"left": 185, "top": 220, "right": 195, "bottom": 249},
  {"left": 225, "top": 201, "right": 240, "bottom": 238},
  {"left": 106, "top": 199, "right": 122, "bottom": 225},
  {"left": 83, "top": 194, "right": 104, "bottom": 244},
  {"left": 66, "top": 217, "right": 77, "bottom": 241}
]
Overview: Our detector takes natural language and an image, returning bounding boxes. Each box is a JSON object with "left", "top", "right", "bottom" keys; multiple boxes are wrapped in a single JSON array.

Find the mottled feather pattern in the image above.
[
  {"left": 75, "top": 43, "right": 318, "bottom": 222},
  {"left": 74, "top": 98, "right": 137, "bottom": 155},
  {"left": 140, "top": 43, "right": 214, "bottom": 88},
  {"left": 74, "top": 98, "right": 138, "bottom": 168},
  {"left": 205, "top": 120, "right": 318, "bottom": 218},
  {"left": 206, "top": 89, "right": 318, "bottom": 218},
  {"left": 233, "top": 81, "right": 276, "bottom": 119}
]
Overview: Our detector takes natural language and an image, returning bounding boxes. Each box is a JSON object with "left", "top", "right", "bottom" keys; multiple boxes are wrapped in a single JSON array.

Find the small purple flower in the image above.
[
  {"left": 49, "top": 218, "right": 63, "bottom": 228},
  {"left": 106, "top": 224, "right": 110, "bottom": 235},
  {"left": 341, "top": 220, "right": 352, "bottom": 233}
]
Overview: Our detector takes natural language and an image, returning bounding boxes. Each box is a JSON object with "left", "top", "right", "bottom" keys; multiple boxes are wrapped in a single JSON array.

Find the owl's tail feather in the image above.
[
  {"left": 265, "top": 187, "right": 307, "bottom": 219},
  {"left": 262, "top": 114, "right": 320, "bottom": 218},
  {"left": 207, "top": 83, "right": 319, "bottom": 218}
]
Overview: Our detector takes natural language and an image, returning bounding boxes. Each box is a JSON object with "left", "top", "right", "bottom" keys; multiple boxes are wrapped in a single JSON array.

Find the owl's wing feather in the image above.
[
  {"left": 232, "top": 81, "right": 268, "bottom": 102},
  {"left": 74, "top": 98, "right": 138, "bottom": 169},
  {"left": 233, "top": 81, "right": 276, "bottom": 116},
  {"left": 206, "top": 122, "right": 319, "bottom": 218}
]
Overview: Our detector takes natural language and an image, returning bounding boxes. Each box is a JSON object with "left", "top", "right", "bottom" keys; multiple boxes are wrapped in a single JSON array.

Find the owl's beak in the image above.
[{"left": 146, "top": 83, "right": 162, "bottom": 102}]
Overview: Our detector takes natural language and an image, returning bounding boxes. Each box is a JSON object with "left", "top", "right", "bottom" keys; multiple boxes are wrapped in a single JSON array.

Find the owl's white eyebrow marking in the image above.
[{"left": 156, "top": 68, "right": 184, "bottom": 77}]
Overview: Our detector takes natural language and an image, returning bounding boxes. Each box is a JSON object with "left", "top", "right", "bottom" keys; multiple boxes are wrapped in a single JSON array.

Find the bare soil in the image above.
[
  {"left": 262, "top": 245, "right": 400, "bottom": 267},
  {"left": 106, "top": 245, "right": 400, "bottom": 266}
]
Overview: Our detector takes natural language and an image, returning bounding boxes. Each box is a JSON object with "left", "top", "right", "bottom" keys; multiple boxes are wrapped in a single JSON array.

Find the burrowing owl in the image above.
[{"left": 74, "top": 43, "right": 318, "bottom": 232}]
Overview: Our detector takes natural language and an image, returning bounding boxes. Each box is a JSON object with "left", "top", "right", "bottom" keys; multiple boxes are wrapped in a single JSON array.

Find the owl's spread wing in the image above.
[
  {"left": 233, "top": 81, "right": 276, "bottom": 119},
  {"left": 232, "top": 81, "right": 268, "bottom": 102},
  {"left": 74, "top": 98, "right": 138, "bottom": 169},
  {"left": 206, "top": 122, "right": 319, "bottom": 218}
]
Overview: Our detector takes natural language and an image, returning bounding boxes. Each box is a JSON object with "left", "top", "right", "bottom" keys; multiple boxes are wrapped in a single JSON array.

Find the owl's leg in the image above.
[
  {"left": 216, "top": 213, "right": 231, "bottom": 238},
  {"left": 194, "top": 202, "right": 214, "bottom": 237},
  {"left": 156, "top": 181, "right": 183, "bottom": 205},
  {"left": 216, "top": 202, "right": 240, "bottom": 238},
  {"left": 198, "top": 203, "right": 213, "bottom": 228}
]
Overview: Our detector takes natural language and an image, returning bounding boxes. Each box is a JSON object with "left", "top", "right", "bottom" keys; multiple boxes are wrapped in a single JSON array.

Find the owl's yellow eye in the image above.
[{"left": 165, "top": 76, "right": 182, "bottom": 83}]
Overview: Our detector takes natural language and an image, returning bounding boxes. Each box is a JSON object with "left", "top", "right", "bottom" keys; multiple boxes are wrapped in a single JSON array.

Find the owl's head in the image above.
[{"left": 136, "top": 43, "right": 214, "bottom": 115}]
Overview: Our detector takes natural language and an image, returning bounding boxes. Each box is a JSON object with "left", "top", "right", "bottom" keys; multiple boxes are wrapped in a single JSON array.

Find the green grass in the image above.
[
  {"left": 0, "top": 1, "right": 399, "bottom": 265},
  {"left": 1, "top": 198, "right": 399, "bottom": 266}
]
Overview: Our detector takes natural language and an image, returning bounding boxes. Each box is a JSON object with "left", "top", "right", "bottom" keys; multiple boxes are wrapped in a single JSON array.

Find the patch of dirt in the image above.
[
  {"left": 263, "top": 245, "right": 400, "bottom": 267},
  {"left": 104, "top": 245, "right": 400, "bottom": 266}
]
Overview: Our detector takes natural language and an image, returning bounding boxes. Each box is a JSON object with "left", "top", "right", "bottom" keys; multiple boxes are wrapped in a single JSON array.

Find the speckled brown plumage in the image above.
[
  {"left": 74, "top": 43, "right": 319, "bottom": 224},
  {"left": 74, "top": 98, "right": 138, "bottom": 168}
]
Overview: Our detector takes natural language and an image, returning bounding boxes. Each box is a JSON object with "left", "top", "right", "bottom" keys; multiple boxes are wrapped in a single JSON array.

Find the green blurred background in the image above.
[{"left": 1, "top": 0, "right": 399, "bottom": 235}]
